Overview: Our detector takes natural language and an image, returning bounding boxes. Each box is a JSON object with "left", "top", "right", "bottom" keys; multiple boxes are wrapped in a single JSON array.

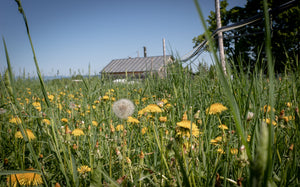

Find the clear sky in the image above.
[{"left": 0, "top": 0, "right": 246, "bottom": 77}]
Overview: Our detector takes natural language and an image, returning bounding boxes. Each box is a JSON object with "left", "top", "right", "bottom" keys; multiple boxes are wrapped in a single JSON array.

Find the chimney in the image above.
[{"left": 143, "top": 46, "right": 147, "bottom": 57}]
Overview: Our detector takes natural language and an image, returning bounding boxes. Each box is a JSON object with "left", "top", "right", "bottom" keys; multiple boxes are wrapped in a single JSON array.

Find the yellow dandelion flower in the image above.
[
  {"left": 9, "top": 116, "right": 22, "bottom": 124},
  {"left": 77, "top": 165, "right": 92, "bottom": 174},
  {"left": 206, "top": 103, "right": 228, "bottom": 115},
  {"left": 7, "top": 168, "right": 43, "bottom": 186},
  {"left": 164, "top": 103, "right": 172, "bottom": 109},
  {"left": 141, "top": 127, "right": 148, "bottom": 135},
  {"left": 102, "top": 95, "right": 109, "bottom": 100},
  {"left": 41, "top": 119, "right": 51, "bottom": 125},
  {"left": 262, "top": 105, "right": 275, "bottom": 113},
  {"left": 141, "top": 97, "right": 148, "bottom": 102},
  {"left": 176, "top": 129, "right": 199, "bottom": 138},
  {"left": 92, "top": 121, "right": 98, "bottom": 126},
  {"left": 247, "top": 135, "right": 251, "bottom": 142},
  {"left": 230, "top": 148, "right": 238, "bottom": 155},
  {"left": 57, "top": 103, "right": 62, "bottom": 110},
  {"left": 15, "top": 129, "right": 36, "bottom": 141},
  {"left": 214, "top": 136, "right": 223, "bottom": 142},
  {"left": 127, "top": 116, "right": 140, "bottom": 124},
  {"left": 176, "top": 120, "right": 198, "bottom": 130},
  {"left": 32, "top": 102, "right": 41, "bottom": 111},
  {"left": 159, "top": 116, "right": 167, "bottom": 122},
  {"left": 48, "top": 94, "right": 54, "bottom": 101},
  {"left": 139, "top": 104, "right": 162, "bottom": 115},
  {"left": 110, "top": 124, "right": 115, "bottom": 133},
  {"left": 263, "top": 118, "right": 277, "bottom": 126},
  {"left": 126, "top": 157, "right": 131, "bottom": 164},
  {"left": 210, "top": 139, "right": 218, "bottom": 145},
  {"left": 116, "top": 124, "right": 124, "bottom": 131},
  {"left": 217, "top": 148, "right": 225, "bottom": 154},
  {"left": 210, "top": 136, "right": 223, "bottom": 145},
  {"left": 161, "top": 99, "right": 168, "bottom": 104},
  {"left": 176, "top": 120, "right": 201, "bottom": 137},
  {"left": 282, "top": 116, "right": 289, "bottom": 122},
  {"left": 285, "top": 102, "right": 292, "bottom": 108},
  {"left": 72, "top": 128, "right": 85, "bottom": 136},
  {"left": 182, "top": 111, "right": 188, "bottom": 120},
  {"left": 61, "top": 118, "right": 68, "bottom": 123},
  {"left": 218, "top": 124, "right": 228, "bottom": 130}
]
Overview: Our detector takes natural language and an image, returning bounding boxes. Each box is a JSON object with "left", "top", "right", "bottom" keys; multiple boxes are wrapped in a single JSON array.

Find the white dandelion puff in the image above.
[
  {"left": 113, "top": 99, "right": 135, "bottom": 119},
  {"left": 0, "top": 108, "right": 7, "bottom": 114},
  {"left": 246, "top": 111, "right": 254, "bottom": 121}
]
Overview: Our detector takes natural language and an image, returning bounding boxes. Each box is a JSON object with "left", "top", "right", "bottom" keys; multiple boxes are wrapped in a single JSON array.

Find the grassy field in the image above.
[
  {"left": 1, "top": 0, "right": 300, "bottom": 186},
  {"left": 1, "top": 60, "right": 300, "bottom": 186}
]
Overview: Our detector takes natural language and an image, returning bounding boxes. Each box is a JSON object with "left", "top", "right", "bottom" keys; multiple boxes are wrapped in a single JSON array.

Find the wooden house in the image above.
[{"left": 101, "top": 55, "right": 173, "bottom": 78}]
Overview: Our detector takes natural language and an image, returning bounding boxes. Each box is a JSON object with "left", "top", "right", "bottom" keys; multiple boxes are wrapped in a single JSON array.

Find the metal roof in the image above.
[{"left": 101, "top": 55, "right": 172, "bottom": 73}]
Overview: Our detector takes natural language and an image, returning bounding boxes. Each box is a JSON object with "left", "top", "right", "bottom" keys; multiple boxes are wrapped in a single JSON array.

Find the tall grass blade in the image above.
[
  {"left": 2, "top": 38, "right": 14, "bottom": 86},
  {"left": 0, "top": 170, "right": 42, "bottom": 176},
  {"left": 14, "top": 0, "right": 51, "bottom": 107},
  {"left": 262, "top": 0, "right": 275, "bottom": 185}
]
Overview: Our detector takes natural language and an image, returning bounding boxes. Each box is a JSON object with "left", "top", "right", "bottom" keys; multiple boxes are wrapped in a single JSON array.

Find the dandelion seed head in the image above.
[
  {"left": 0, "top": 108, "right": 7, "bottom": 114},
  {"left": 69, "top": 102, "right": 76, "bottom": 109},
  {"left": 113, "top": 99, "right": 135, "bottom": 119},
  {"left": 246, "top": 111, "right": 254, "bottom": 121}
]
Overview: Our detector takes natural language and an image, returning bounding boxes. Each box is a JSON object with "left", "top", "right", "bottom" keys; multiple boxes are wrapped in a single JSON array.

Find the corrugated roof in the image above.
[{"left": 101, "top": 55, "right": 172, "bottom": 73}]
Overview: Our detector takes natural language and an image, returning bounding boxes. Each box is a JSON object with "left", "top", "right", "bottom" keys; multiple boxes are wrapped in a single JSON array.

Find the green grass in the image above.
[
  {"left": 0, "top": 0, "right": 299, "bottom": 186},
  {"left": 1, "top": 60, "right": 299, "bottom": 186}
]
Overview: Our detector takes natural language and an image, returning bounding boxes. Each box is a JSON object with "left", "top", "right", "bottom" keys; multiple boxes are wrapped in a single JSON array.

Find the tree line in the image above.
[{"left": 193, "top": 0, "right": 299, "bottom": 73}]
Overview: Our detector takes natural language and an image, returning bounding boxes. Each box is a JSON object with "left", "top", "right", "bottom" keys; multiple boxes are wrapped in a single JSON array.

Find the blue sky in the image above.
[{"left": 0, "top": 0, "right": 246, "bottom": 77}]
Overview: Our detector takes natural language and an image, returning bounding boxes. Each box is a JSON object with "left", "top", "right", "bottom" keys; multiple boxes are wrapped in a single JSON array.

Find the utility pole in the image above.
[
  {"left": 215, "top": 0, "right": 226, "bottom": 75},
  {"left": 162, "top": 38, "right": 167, "bottom": 76},
  {"left": 162, "top": 38, "right": 166, "bottom": 66}
]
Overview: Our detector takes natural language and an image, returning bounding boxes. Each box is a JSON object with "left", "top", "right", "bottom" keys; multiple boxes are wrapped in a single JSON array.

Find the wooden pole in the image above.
[
  {"left": 143, "top": 46, "right": 147, "bottom": 57},
  {"left": 163, "top": 38, "right": 166, "bottom": 66},
  {"left": 162, "top": 38, "right": 167, "bottom": 76},
  {"left": 215, "top": 0, "right": 226, "bottom": 75}
]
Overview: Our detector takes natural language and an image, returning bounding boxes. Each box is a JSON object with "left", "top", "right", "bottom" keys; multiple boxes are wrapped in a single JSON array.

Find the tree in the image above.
[{"left": 193, "top": 0, "right": 300, "bottom": 73}]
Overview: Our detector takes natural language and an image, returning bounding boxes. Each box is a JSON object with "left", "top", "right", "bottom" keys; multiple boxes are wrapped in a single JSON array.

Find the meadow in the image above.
[
  {"left": 1, "top": 0, "right": 300, "bottom": 186},
  {"left": 1, "top": 58, "right": 300, "bottom": 186}
]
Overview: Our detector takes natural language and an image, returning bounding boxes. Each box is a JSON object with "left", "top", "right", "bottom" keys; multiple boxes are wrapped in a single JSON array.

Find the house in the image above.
[{"left": 101, "top": 55, "right": 174, "bottom": 78}]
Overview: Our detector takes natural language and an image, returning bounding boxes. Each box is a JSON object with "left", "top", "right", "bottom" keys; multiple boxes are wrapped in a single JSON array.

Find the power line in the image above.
[{"left": 181, "top": 0, "right": 298, "bottom": 63}]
